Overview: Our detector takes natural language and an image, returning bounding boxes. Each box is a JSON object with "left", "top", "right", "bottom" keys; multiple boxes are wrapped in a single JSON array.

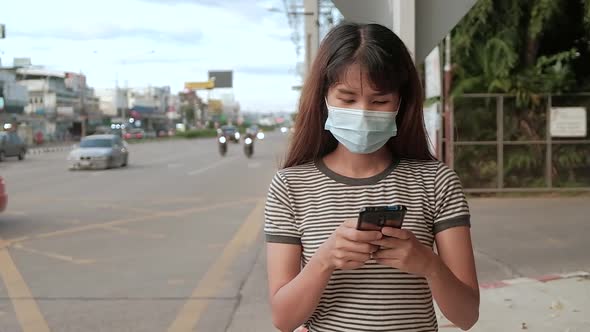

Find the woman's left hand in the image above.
[{"left": 371, "top": 227, "right": 439, "bottom": 277}]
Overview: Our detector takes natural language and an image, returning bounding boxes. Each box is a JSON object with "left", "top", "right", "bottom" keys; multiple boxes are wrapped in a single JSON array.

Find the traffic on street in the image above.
[
  {"left": 1, "top": 0, "right": 590, "bottom": 331},
  {"left": 0, "top": 132, "right": 287, "bottom": 331}
]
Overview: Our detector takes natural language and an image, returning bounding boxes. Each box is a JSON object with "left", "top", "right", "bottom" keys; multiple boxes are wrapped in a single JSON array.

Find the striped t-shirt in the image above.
[{"left": 264, "top": 158, "right": 471, "bottom": 332}]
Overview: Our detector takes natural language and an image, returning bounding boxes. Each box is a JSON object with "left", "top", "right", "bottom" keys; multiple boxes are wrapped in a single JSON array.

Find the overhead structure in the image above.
[{"left": 330, "top": 0, "right": 477, "bottom": 62}]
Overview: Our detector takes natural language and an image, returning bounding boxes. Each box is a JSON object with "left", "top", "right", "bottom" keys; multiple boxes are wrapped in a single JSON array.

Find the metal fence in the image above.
[{"left": 451, "top": 93, "right": 590, "bottom": 193}]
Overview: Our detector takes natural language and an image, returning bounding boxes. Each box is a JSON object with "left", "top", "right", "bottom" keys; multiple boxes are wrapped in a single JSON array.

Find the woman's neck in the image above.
[{"left": 322, "top": 145, "right": 393, "bottom": 179}]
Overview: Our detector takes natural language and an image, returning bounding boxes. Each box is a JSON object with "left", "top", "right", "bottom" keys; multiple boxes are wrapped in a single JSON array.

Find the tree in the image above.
[{"left": 451, "top": 0, "right": 590, "bottom": 188}]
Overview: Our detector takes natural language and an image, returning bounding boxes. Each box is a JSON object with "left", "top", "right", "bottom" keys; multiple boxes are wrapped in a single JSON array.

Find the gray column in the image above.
[{"left": 392, "top": 0, "right": 416, "bottom": 58}]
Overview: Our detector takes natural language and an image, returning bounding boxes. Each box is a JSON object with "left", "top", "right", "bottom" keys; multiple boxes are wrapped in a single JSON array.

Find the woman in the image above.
[{"left": 265, "top": 22, "right": 479, "bottom": 332}]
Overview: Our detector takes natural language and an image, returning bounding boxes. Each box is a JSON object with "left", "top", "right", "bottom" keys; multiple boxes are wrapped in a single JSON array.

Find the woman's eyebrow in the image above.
[
  {"left": 336, "top": 88, "right": 357, "bottom": 95},
  {"left": 372, "top": 91, "right": 391, "bottom": 97}
]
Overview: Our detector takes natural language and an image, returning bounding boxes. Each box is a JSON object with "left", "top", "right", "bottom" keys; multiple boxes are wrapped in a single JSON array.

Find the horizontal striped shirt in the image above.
[{"left": 265, "top": 158, "right": 470, "bottom": 332}]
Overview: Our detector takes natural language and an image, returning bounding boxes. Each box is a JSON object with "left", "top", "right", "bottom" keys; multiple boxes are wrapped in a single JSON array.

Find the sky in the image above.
[{"left": 0, "top": 0, "right": 304, "bottom": 112}]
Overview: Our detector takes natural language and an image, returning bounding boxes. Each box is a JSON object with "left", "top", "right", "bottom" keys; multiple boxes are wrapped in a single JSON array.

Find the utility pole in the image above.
[{"left": 79, "top": 71, "right": 87, "bottom": 138}]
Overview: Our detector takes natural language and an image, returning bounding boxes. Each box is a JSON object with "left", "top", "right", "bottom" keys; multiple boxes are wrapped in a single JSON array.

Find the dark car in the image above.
[
  {"left": 0, "top": 132, "right": 27, "bottom": 161},
  {"left": 123, "top": 128, "right": 145, "bottom": 140},
  {"left": 218, "top": 125, "right": 241, "bottom": 143}
]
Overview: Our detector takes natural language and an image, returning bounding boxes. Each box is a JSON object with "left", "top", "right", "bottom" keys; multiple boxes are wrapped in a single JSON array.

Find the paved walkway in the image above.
[{"left": 227, "top": 197, "right": 590, "bottom": 331}]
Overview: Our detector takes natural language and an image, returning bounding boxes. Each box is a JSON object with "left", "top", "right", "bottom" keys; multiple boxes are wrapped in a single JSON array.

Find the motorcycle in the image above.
[
  {"left": 243, "top": 135, "right": 254, "bottom": 158},
  {"left": 218, "top": 136, "right": 228, "bottom": 156}
]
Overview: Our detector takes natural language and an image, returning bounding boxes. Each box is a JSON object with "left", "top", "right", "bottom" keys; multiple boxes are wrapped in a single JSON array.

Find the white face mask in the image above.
[{"left": 324, "top": 98, "right": 401, "bottom": 154}]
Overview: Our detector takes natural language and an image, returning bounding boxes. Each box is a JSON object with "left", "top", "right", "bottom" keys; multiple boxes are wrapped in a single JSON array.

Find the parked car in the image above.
[
  {"left": 0, "top": 132, "right": 27, "bottom": 162},
  {"left": 0, "top": 177, "right": 6, "bottom": 213},
  {"left": 68, "top": 134, "right": 129, "bottom": 170}
]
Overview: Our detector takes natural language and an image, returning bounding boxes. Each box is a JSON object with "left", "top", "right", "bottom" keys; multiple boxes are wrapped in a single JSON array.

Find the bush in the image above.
[{"left": 176, "top": 129, "right": 218, "bottom": 139}]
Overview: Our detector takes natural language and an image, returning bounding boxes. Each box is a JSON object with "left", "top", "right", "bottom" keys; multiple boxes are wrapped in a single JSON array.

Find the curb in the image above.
[
  {"left": 479, "top": 271, "right": 589, "bottom": 289},
  {"left": 26, "top": 145, "right": 73, "bottom": 155}
]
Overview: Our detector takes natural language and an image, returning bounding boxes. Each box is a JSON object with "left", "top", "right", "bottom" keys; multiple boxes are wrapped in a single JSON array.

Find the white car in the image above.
[{"left": 68, "top": 135, "right": 129, "bottom": 170}]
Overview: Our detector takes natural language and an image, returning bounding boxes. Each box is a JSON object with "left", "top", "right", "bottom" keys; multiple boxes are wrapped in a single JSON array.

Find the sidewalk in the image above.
[
  {"left": 226, "top": 244, "right": 274, "bottom": 332},
  {"left": 227, "top": 243, "right": 590, "bottom": 332},
  {"left": 438, "top": 272, "right": 590, "bottom": 331}
]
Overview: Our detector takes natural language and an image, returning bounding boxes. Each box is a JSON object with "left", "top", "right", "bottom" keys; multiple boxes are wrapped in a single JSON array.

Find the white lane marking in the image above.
[
  {"left": 187, "top": 157, "right": 236, "bottom": 176},
  {"left": 3, "top": 211, "right": 27, "bottom": 216},
  {"left": 12, "top": 243, "right": 95, "bottom": 265}
]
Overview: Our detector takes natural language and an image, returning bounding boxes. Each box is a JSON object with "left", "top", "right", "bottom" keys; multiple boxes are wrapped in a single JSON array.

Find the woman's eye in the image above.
[
  {"left": 340, "top": 99, "right": 355, "bottom": 104},
  {"left": 373, "top": 100, "right": 389, "bottom": 105}
]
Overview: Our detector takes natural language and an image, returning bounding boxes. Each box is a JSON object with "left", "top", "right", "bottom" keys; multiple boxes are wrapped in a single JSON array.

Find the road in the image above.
[
  {"left": 0, "top": 133, "right": 286, "bottom": 332},
  {"left": 0, "top": 132, "right": 588, "bottom": 331}
]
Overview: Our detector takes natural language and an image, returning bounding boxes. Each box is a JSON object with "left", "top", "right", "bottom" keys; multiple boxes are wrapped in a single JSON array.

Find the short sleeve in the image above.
[
  {"left": 433, "top": 163, "right": 471, "bottom": 234},
  {"left": 264, "top": 172, "right": 301, "bottom": 245}
]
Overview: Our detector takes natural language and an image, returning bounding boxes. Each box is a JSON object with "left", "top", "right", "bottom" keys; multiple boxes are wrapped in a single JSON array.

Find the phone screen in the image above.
[{"left": 357, "top": 206, "right": 406, "bottom": 231}]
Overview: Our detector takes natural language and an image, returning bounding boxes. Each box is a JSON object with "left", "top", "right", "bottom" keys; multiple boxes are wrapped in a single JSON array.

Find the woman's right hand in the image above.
[{"left": 314, "top": 219, "right": 383, "bottom": 271}]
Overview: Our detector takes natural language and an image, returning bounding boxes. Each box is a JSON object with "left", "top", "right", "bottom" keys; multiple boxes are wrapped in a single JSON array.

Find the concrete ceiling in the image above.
[{"left": 331, "top": 0, "right": 477, "bottom": 62}]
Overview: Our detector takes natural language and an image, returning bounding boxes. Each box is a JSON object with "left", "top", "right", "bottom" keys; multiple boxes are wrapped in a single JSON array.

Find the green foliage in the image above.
[
  {"left": 180, "top": 105, "right": 195, "bottom": 125},
  {"left": 175, "top": 129, "right": 218, "bottom": 139},
  {"left": 528, "top": 0, "right": 561, "bottom": 39},
  {"left": 451, "top": 0, "right": 590, "bottom": 189},
  {"left": 584, "top": 0, "right": 590, "bottom": 31}
]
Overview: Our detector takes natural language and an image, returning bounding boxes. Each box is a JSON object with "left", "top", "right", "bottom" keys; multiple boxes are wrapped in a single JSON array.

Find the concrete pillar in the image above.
[{"left": 392, "top": 0, "right": 416, "bottom": 59}]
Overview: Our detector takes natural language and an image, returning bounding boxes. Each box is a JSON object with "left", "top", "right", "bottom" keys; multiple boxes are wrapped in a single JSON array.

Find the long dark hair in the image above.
[{"left": 283, "top": 22, "right": 434, "bottom": 169}]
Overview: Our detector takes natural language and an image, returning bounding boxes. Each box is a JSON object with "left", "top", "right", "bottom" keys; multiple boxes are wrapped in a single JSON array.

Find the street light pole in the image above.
[
  {"left": 79, "top": 70, "right": 87, "bottom": 138},
  {"left": 303, "top": 0, "right": 319, "bottom": 79}
]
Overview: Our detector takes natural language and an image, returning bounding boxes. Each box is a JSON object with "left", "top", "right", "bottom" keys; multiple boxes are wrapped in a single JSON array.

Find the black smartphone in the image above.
[{"left": 357, "top": 205, "right": 407, "bottom": 231}]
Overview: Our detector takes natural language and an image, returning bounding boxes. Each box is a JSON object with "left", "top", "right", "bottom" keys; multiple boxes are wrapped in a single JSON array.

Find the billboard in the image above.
[
  {"left": 184, "top": 81, "right": 214, "bottom": 90},
  {"left": 13, "top": 57, "right": 32, "bottom": 67},
  {"left": 208, "top": 70, "right": 233, "bottom": 88}
]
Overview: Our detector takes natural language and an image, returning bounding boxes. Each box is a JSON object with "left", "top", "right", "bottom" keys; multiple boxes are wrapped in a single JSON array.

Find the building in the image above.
[
  {"left": 95, "top": 87, "right": 129, "bottom": 118},
  {"left": 16, "top": 68, "right": 101, "bottom": 138},
  {"left": 0, "top": 66, "right": 102, "bottom": 140},
  {"left": 0, "top": 69, "right": 28, "bottom": 124},
  {"left": 166, "top": 94, "right": 182, "bottom": 123},
  {"left": 125, "top": 85, "right": 171, "bottom": 132}
]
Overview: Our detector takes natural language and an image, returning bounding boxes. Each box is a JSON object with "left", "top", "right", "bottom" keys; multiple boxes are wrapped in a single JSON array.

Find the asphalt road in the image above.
[
  {"left": 0, "top": 133, "right": 287, "bottom": 332},
  {"left": 0, "top": 132, "right": 588, "bottom": 332}
]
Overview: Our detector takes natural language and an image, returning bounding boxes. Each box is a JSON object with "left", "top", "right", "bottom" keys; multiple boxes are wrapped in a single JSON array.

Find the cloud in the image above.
[
  {"left": 1, "top": 0, "right": 299, "bottom": 112},
  {"left": 139, "top": 0, "right": 281, "bottom": 21},
  {"left": 236, "top": 64, "right": 293, "bottom": 76},
  {"left": 115, "top": 56, "right": 204, "bottom": 65},
  {"left": 10, "top": 25, "right": 203, "bottom": 44}
]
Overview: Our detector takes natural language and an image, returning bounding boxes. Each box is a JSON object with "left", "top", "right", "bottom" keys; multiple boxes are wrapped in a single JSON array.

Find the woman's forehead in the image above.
[{"left": 331, "top": 63, "right": 391, "bottom": 96}]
